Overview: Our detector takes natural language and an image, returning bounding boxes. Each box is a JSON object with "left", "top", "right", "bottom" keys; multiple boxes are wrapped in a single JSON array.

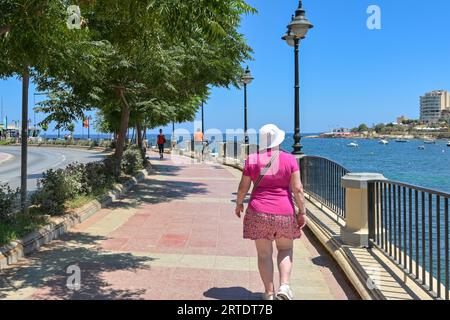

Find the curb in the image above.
[
  {"left": 0, "top": 165, "right": 150, "bottom": 270},
  {"left": 26, "top": 144, "right": 113, "bottom": 153},
  {"left": 304, "top": 206, "right": 379, "bottom": 300}
]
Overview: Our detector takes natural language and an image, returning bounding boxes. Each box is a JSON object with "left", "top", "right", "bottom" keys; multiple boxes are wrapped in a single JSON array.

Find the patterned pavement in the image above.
[{"left": 0, "top": 152, "right": 358, "bottom": 300}]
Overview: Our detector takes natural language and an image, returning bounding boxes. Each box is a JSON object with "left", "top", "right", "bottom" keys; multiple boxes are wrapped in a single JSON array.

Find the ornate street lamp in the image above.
[
  {"left": 201, "top": 100, "right": 205, "bottom": 134},
  {"left": 241, "top": 66, "right": 254, "bottom": 144},
  {"left": 282, "top": 1, "right": 313, "bottom": 155}
]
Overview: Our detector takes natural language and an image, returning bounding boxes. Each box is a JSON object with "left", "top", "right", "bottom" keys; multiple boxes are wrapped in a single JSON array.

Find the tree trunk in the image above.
[
  {"left": 0, "top": 25, "right": 11, "bottom": 37},
  {"left": 21, "top": 66, "right": 30, "bottom": 213},
  {"left": 114, "top": 88, "right": 131, "bottom": 176},
  {"left": 136, "top": 120, "right": 146, "bottom": 161},
  {"left": 136, "top": 120, "right": 143, "bottom": 149},
  {"left": 143, "top": 127, "right": 148, "bottom": 150}
]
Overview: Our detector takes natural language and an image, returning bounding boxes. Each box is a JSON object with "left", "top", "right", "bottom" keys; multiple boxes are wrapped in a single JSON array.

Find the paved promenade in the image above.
[{"left": 0, "top": 152, "right": 358, "bottom": 300}]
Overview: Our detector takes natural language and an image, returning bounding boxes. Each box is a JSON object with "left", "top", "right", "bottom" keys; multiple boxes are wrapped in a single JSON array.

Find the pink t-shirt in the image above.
[{"left": 243, "top": 150, "right": 299, "bottom": 215}]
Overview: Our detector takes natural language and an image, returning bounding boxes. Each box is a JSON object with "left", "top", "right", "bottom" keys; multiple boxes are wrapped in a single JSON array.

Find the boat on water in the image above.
[
  {"left": 418, "top": 146, "right": 425, "bottom": 150},
  {"left": 395, "top": 139, "right": 408, "bottom": 143},
  {"left": 447, "top": 141, "right": 450, "bottom": 147},
  {"left": 347, "top": 142, "right": 359, "bottom": 148},
  {"left": 424, "top": 140, "right": 436, "bottom": 144},
  {"left": 379, "top": 139, "right": 389, "bottom": 145}
]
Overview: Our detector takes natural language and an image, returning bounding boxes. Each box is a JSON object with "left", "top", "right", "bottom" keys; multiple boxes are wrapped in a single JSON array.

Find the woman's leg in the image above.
[
  {"left": 255, "top": 240, "right": 275, "bottom": 294},
  {"left": 275, "top": 238, "right": 294, "bottom": 285}
]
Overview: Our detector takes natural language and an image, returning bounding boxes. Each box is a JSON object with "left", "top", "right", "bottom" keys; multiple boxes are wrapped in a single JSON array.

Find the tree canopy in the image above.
[{"left": 13, "top": 0, "right": 257, "bottom": 169}]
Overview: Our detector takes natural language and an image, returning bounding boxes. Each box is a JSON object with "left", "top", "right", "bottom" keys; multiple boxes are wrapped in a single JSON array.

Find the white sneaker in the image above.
[
  {"left": 276, "top": 284, "right": 293, "bottom": 300},
  {"left": 262, "top": 293, "right": 275, "bottom": 301}
]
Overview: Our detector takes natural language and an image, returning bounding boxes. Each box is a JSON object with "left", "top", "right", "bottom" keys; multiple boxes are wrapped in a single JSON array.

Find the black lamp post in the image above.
[
  {"left": 241, "top": 66, "right": 254, "bottom": 144},
  {"left": 87, "top": 115, "right": 91, "bottom": 140},
  {"left": 201, "top": 101, "right": 205, "bottom": 134},
  {"left": 282, "top": 1, "right": 313, "bottom": 155}
]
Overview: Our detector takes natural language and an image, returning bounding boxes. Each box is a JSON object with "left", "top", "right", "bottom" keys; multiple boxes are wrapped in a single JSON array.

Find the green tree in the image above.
[
  {"left": 36, "top": 0, "right": 255, "bottom": 175},
  {"left": 67, "top": 123, "right": 75, "bottom": 140},
  {"left": 374, "top": 123, "right": 385, "bottom": 133},
  {"left": 358, "top": 123, "right": 369, "bottom": 132},
  {"left": 0, "top": 0, "right": 107, "bottom": 210}
]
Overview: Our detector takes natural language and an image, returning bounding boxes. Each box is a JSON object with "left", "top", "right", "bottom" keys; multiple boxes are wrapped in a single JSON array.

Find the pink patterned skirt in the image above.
[{"left": 243, "top": 209, "right": 302, "bottom": 241}]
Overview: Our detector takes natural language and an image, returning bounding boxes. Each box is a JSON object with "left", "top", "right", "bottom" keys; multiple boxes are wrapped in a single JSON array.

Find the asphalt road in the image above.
[{"left": 0, "top": 146, "right": 108, "bottom": 192}]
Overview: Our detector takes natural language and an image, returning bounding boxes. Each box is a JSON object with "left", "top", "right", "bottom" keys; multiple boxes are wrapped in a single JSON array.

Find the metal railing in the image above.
[
  {"left": 299, "top": 156, "right": 350, "bottom": 218},
  {"left": 368, "top": 180, "right": 450, "bottom": 299}
]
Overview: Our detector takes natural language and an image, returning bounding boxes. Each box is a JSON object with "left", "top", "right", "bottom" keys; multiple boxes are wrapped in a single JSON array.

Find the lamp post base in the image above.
[{"left": 292, "top": 147, "right": 304, "bottom": 156}]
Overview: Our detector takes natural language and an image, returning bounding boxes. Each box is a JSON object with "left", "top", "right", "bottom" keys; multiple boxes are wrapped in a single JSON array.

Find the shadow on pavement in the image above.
[
  {"left": 303, "top": 228, "right": 360, "bottom": 300},
  {"left": 124, "top": 178, "right": 208, "bottom": 205},
  {"left": 149, "top": 163, "right": 185, "bottom": 177},
  {"left": 0, "top": 232, "right": 154, "bottom": 300},
  {"left": 203, "top": 287, "right": 261, "bottom": 300}
]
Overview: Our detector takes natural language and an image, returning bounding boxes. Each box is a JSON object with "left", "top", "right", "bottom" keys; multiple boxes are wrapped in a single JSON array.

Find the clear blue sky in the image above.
[{"left": 1, "top": 0, "right": 449, "bottom": 135}]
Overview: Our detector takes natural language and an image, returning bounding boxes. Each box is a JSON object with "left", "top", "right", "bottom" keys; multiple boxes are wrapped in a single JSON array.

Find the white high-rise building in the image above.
[{"left": 420, "top": 90, "right": 450, "bottom": 123}]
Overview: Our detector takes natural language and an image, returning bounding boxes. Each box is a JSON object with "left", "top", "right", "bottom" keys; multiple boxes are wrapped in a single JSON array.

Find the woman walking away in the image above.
[
  {"left": 157, "top": 129, "right": 166, "bottom": 159},
  {"left": 235, "top": 124, "right": 307, "bottom": 300}
]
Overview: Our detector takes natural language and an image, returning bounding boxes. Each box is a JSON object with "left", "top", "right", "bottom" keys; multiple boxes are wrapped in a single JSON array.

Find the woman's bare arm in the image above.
[
  {"left": 235, "top": 175, "right": 252, "bottom": 218},
  {"left": 290, "top": 171, "right": 306, "bottom": 216}
]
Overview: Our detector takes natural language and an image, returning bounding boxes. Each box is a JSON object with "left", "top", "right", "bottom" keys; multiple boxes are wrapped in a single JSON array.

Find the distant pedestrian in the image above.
[
  {"left": 235, "top": 124, "right": 307, "bottom": 300},
  {"left": 157, "top": 129, "right": 166, "bottom": 159},
  {"left": 194, "top": 128, "right": 204, "bottom": 162}
]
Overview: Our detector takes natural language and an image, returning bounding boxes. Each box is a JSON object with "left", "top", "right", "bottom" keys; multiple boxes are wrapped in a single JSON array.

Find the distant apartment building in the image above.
[{"left": 420, "top": 90, "right": 450, "bottom": 123}]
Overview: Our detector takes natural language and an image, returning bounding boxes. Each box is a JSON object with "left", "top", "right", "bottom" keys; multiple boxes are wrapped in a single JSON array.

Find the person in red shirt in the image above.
[{"left": 157, "top": 129, "right": 166, "bottom": 159}]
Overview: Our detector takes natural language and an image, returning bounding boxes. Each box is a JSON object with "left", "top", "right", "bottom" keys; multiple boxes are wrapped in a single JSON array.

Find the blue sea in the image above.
[{"left": 281, "top": 135, "right": 450, "bottom": 194}]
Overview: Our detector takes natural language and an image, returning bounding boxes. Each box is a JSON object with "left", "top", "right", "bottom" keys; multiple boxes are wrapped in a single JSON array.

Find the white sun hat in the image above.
[{"left": 259, "top": 124, "right": 286, "bottom": 150}]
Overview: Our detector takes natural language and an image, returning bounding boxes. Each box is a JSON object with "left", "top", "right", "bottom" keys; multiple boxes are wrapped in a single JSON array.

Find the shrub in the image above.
[
  {"left": 31, "top": 158, "right": 119, "bottom": 215},
  {"left": 0, "top": 138, "right": 15, "bottom": 146},
  {"left": 0, "top": 184, "right": 20, "bottom": 222},
  {"left": 31, "top": 164, "right": 84, "bottom": 216},
  {"left": 83, "top": 161, "right": 115, "bottom": 194},
  {"left": 121, "top": 146, "right": 144, "bottom": 175},
  {"left": 103, "top": 156, "right": 119, "bottom": 180},
  {"left": 30, "top": 147, "right": 145, "bottom": 215},
  {"left": 96, "top": 139, "right": 114, "bottom": 149}
]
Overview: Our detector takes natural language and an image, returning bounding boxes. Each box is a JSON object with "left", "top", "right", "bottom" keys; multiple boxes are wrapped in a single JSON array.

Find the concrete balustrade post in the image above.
[
  {"left": 240, "top": 144, "right": 249, "bottom": 164},
  {"left": 218, "top": 142, "right": 226, "bottom": 159},
  {"left": 184, "top": 140, "right": 191, "bottom": 156},
  {"left": 341, "top": 173, "right": 387, "bottom": 247}
]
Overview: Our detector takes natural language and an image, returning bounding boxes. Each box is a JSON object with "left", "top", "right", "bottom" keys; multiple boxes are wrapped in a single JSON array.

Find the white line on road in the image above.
[
  {"left": 51, "top": 154, "right": 67, "bottom": 169},
  {"left": 0, "top": 152, "right": 13, "bottom": 165},
  {"left": 30, "top": 154, "right": 67, "bottom": 175}
]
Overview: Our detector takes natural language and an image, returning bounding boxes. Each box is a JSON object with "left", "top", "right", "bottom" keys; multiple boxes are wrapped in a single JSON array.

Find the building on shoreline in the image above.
[
  {"left": 0, "top": 122, "right": 40, "bottom": 140},
  {"left": 420, "top": 90, "right": 450, "bottom": 123},
  {"left": 319, "top": 128, "right": 356, "bottom": 138}
]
